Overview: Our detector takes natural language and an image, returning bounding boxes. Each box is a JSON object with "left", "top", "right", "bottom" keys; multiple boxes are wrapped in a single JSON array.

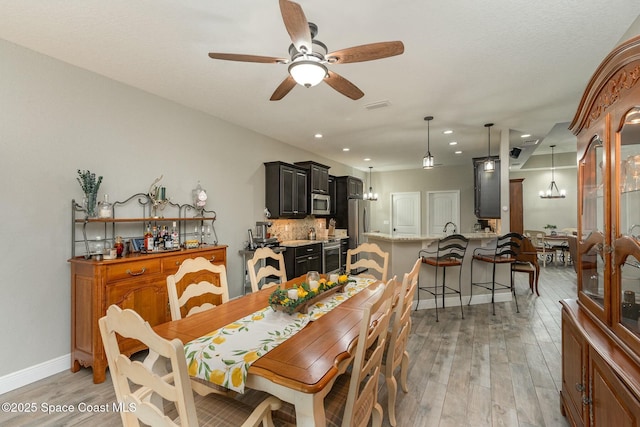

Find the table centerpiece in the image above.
[{"left": 269, "top": 274, "right": 352, "bottom": 315}]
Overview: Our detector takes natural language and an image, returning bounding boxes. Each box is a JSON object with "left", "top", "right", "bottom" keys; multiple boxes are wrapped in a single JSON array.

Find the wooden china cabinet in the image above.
[{"left": 562, "top": 35, "right": 640, "bottom": 426}]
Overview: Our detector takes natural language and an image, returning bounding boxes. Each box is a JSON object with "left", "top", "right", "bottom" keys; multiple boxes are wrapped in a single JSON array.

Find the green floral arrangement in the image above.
[
  {"left": 269, "top": 275, "right": 353, "bottom": 314},
  {"left": 77, "top": 169, "right": 103, "bottom": 217}
]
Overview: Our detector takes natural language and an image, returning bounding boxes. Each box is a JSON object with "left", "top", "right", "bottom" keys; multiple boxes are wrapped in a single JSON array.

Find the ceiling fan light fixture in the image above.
[{"left": 288, "top": 60, "right": 327, "bottom": 87}]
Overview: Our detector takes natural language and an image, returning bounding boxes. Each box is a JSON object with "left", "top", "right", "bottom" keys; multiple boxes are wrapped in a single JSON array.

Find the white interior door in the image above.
[
  {"left": 427, "top": 190, "right": 460, "bottom": 235},
  {"left": 391, "top": 192, "right": 421, "bottom": 235}
]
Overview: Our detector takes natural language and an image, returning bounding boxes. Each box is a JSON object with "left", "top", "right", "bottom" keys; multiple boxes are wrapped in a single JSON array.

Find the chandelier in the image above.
[
  {"left": 423, "top": 116, "right": 435, "bottom": 169},
  {"left": 539, "top": 144, "right": 566, "bottom": 198},
  {"left": 363, "top": 166, "right": 378, "bottom": 201},
  {"left": 484, "top": 123, "right": 495, "bottom": 172}
]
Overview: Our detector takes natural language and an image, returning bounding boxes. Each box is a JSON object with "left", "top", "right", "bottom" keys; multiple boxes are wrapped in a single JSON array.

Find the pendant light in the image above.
[
  {"left": 423, "top": 116, "right": 435, "bottom": 169},
  {"left": 539, "top": 145, "right": 566, "bottom": 198},
  {"left": 363, "top": 166, "right": 378, "bottom": 201},
  {"left": 484, "top": 123, "right": 495, "bottom": 172}
]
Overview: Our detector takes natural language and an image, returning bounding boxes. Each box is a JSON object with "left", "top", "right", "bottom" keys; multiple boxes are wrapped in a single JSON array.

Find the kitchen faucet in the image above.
[{"left": 443, "top": 222, "right": 457, "bottom": 234}]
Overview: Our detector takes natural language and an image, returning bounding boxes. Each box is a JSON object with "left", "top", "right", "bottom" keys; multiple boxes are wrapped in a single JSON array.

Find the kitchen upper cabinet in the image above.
[
  {"left": 336, "top": 176, "right": 363, "bottom": 200},
  {"left": 265, "top": 161, "right": 308, "bottom": 218},
  {"left": 473, "top": 156, "right": 500, "bottom": 219},
  {"left": 295, "top": 161, "right": 330, "bottom": 194}
]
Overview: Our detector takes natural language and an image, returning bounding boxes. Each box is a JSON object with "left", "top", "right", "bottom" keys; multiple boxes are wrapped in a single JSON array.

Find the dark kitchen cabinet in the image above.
[
  {"left": 265, "top": 162, "right": 308, "bottom": 218},
  {"left": 340, "top": 238, "right": 349, "bottom": 271},
  {"left": 336, "top": 176, "right": 363, "bottom": 200},
  {"left": 284, "top": 243, "right": 322, "bottom": 277},
  {"left": 472, "top": 156, "right": 500, "bottom": 219},
  {"left": 295, "top": 161, "right": 330, "bottom": 194},
  {"left": 328, "top": 175, "right": 337, "bottom": 215}
]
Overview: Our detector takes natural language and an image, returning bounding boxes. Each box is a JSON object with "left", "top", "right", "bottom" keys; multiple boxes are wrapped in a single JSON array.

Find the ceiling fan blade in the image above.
[
  {"left": 279, "top": 0, "right": 312, "bottom": 54},
  {"left": 323, "top": 70, "right": 364, "bottom": 100},
  {"left": 327, "top": 41, "right": 405, "bottom": 64},
  {"left": 208, "top": 52, "right": 286, "bottom": 64},
  {"left": 270, "top": 76, "right": 297, "bottom": 101}
]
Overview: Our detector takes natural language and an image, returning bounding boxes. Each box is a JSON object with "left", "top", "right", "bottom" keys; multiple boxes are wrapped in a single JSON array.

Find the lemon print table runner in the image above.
[{"left": 183, "top": 276, "right": 376, "bottom": 393}]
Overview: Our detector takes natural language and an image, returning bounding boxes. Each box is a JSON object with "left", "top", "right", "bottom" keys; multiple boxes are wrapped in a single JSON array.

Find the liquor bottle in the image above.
[
  {"left": 171, "top": 222, "right": 179, "bottom": 249},
  {"left": 152, "top": 225, "right": 158, "bottom": 251},
  {"left": 144, "top": 223, "right": 153, "bottom": 252}
]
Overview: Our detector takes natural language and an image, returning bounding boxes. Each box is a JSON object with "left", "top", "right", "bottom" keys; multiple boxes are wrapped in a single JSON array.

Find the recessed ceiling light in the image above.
[
  {"left": 443, "top": 130, "right": 453, "bottom": 135},
  {"left": 314, "top": 133, "right": 323, "bottom": 139},
  {"left": 342, "top": 148, "right": 350, "bottom": 151},
  {"left": 364, "top": 158, "right": 371, "bottom": 162},
  {"left": 521, "top": 134, "right": 531, "bottom": 138},
  {"left": 455, "top": 150, "right": 462, "bottom": 154},
  {"left": 449, "top": 141, "right": 458, "bottom": 145}
]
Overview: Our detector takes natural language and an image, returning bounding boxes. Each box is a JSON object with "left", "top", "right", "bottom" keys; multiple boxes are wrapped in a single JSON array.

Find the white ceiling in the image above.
[{"left": 2, "top": 1, "right": 639, "bottom": 172}]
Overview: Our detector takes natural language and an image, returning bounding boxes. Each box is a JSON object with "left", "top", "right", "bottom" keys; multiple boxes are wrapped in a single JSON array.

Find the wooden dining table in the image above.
[{"left": 153, "top": 275, "right": 384, "bottom": 426}]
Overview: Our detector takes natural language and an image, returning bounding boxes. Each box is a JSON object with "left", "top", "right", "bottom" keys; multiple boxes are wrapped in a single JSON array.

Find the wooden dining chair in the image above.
[
  {"left": 166, "top": 257, "right": 230, "bottom": 321},
  {"left": 272, "top": 279, "right": 396, "bottom": 427},
  {"left": 525, "top": 229, "right": 552, "bottom": 267},
  {"left": 345, "top": 242, "right": 389, "bottom": 282},
  {"left": 247, "top": 247, "right": 287, "bottom": 293},
  {"left": 381, "top": 258, "right": 420, "bottom": 426},
  {"left": 98, "top": 305, "right": 282, "bottom": 427},
  {"left": 512, "top": 236, "right": 541, "bottom": 296}
]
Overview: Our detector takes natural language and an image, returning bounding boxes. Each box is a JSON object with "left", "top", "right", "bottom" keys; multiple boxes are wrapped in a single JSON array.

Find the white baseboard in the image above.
[
  {"left": 412, "top": 292, "right": 512, "bottom": 311},
  {"left": 0, "top": 354, "right": 70, "bottom": 395}
]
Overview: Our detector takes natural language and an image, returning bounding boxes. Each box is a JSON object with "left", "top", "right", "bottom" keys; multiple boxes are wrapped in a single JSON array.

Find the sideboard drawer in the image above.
[{"left": 106, "top": 259, "right": 161, "bottom": 282}]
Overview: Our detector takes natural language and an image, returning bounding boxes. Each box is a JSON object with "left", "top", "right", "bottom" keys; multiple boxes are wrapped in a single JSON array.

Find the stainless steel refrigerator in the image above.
[{"left": 347, "top": 199, "right": 370, "bottom": 249}]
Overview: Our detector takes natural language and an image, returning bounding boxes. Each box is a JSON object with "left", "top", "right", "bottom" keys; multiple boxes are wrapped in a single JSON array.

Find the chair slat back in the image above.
[
  {"left": 167, "top": 257, "right": 230, "bottom": 321},
  {"left": 99, "top": 305, "right": 198, "bottom": 427},
  {"left": 436, "top": 234, "right": 469, "bottom": 261},
  {"left": 343, "top": 280, "right": 395, "bottom": 427},
  {"left": 495, "top": 232, "right": 524, "bottom": 258},
  {"left": 247, "top": 247, "right": 287, "bottom": 293},
  {"left": 346, "top": 242, "right": 389, "bottom": 282}
]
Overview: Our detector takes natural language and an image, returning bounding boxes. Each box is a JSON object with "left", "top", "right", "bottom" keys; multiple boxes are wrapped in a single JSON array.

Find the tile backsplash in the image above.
[{"left": 268, "top": 218, "right": 327, "bottom": 242}]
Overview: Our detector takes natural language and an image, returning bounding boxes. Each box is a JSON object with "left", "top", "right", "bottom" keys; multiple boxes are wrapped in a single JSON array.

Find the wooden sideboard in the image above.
[{"left": 69, "top": 245, "right": 227, "bottom": 383}]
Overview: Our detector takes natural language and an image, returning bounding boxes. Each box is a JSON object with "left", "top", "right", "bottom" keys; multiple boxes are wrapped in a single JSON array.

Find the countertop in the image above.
[
  {"left": 364, "top": 232, "right": 498, "bottom": 242},
  {"left": 279, "top": 237, "right": 347, "bottom": 247}
]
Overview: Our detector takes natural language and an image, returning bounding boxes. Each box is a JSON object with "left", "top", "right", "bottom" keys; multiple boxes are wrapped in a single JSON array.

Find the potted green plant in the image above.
[
  {"left": 544, "top": 224, "right": 557, "bottom": 236},
  {"left": 77, "top": 169, "right": 102, "bottom": 218}
]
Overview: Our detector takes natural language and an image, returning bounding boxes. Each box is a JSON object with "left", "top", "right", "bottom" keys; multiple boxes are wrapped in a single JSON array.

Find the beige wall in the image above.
[{"left": 0, "top": 39, "right": 359, "bottom": 380}]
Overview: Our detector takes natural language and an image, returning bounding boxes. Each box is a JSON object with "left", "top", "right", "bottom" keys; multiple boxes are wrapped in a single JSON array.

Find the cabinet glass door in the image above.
[
  {"left": 616, "top": 107, "right": 640, "bottom": 337},
  {"left": 580, "top": 136, "right": 606, "bottom": 310}
]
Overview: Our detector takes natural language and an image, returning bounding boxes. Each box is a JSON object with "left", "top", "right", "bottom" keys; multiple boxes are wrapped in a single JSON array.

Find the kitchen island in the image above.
[{"left": 364, "top": 232, "right": 515, "bottom": 310}]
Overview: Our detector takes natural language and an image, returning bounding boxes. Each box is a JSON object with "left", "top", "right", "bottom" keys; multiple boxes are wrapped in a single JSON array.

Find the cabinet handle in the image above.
[
  {"left": 126, "top": 267, "right": 146, "bottom": 276},
  {"left": 582, "top": 396, "right": 592, "bottom": 406},
  {"left": 208, "top": 255, "right": 216, "bottom": 262},
  {"left": 575, "top": 383, "right": 585, "bottom": 392}
]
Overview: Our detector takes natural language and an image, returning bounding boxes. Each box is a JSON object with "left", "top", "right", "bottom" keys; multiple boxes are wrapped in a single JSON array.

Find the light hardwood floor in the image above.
[{"left": 0, "top": 265, "right": 574, "bottom": 426}]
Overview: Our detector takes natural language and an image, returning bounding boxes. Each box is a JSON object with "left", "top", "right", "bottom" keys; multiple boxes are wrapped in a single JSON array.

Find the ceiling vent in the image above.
[
  {"left": 521, "top": 139, "right": 539, "bottom": 146},
  {"left": 364, "top": 100, "right": 391, "bottom": 110}
]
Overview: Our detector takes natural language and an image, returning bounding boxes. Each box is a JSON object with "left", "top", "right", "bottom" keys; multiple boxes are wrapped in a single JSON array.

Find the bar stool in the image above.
[
  {"left": 416, "top": 234, "right": 469, "bottom": 321},
  {"left": 469, "top": 232, "right": 524, "bottom": 315}
]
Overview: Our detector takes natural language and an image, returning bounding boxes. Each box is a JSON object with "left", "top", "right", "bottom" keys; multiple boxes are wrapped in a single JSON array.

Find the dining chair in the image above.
[
  {"left": 469, "top": 232, "right": 524, "bottom": 315},
  {"left": 272, "top": 279, "right": 396, "bottom": 427},
  {"left": 167, "top": 257, "right": 230, "bottom": 321},
  {"left": 567, "top": 234, "right": 578, "bottom": 274},
  {"left": 345, "top": 242, "right": 389, "bottom": 282},
  {"left": 511, "top": 235, "right": 541, "bottom": 296},
  {"left": 416, "top": 234, "right": 469, "bottom": 321},
  {"left": 381, "top": 258, "right": 420, "bottom": 426},
  {"left": 98, "top": 305, "right": 282, "bottom": 427},
  {"left": 247, "top": 247, "right": 287, "bottom": 293},
  {"left": 525, "top": 229, "right": 552, "bottom": 267}
]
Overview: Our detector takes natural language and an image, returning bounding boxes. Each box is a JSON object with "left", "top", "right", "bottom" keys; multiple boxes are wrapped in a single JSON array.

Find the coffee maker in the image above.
[{"left": 253, "top": 221, "right": 278, "bottom": 247}]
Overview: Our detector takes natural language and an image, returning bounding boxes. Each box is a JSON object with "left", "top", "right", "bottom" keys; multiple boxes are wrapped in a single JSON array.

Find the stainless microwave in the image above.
[{"left": 311, "top": 193, "right": 331, "bottom": 215}]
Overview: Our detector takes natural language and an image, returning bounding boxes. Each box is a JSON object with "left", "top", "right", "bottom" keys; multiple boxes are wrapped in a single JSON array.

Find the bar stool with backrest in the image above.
[
  {"left": 247, "top": 247, "right": 287, "bottom": 293},
  {"left": 469, "top": 232, "right": 524, "bottom": 315},
  {"left": 381, "top": 258, "right": 420, "bottom": 426},
  {"left": 98, "top": 305, "right": 282, "bottom": 427},
  {"left": 346, "top": 242, "right": 389, "bottom": 282},
  {"left": 417, "top": 234, "right": 469, "bottom": 321}
]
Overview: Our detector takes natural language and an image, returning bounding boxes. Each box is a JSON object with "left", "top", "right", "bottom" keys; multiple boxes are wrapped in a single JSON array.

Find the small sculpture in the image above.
[{"left": 148, "top": 175, "right": 169, "bottom": 218}]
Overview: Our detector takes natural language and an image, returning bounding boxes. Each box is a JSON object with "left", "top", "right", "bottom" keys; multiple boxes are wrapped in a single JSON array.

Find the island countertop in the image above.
[{"left": 364, "top": 232, "right": 497, "bottom": 242}]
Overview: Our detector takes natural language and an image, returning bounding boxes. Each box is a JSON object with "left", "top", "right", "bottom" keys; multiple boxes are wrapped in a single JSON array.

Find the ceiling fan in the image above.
[{"left": 208, "top": 0, "right": 404, "bottom": 101}]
